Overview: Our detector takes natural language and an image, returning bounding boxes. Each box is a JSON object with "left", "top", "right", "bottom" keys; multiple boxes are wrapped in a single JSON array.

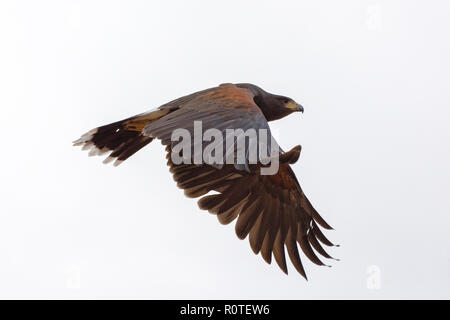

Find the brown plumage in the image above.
[{"left": 73, "top": 83, "right": 337, "bottom": 279}]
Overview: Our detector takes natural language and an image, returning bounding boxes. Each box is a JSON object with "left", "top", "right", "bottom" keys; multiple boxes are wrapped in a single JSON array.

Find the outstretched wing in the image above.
[
  {"left": 143, "top": 83, "right": 276, "bottom": 171},
  {"left": 165, "top": 145, "right": 336, "bottom": 278}
]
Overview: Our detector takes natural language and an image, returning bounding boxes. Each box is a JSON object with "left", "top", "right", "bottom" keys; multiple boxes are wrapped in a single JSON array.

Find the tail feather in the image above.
[{"left": 74, "top": 109, "right": 169, "bottom": 166}]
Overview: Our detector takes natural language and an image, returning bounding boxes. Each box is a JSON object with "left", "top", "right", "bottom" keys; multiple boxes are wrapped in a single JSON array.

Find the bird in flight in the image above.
[{"left": 73, "top": 83, "right": 337, "bottom": 279}]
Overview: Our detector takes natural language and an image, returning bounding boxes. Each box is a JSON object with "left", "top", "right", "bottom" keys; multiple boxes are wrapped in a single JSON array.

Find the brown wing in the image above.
[
  {"left": 143, "top": 84, "right": 275, "bottom": 171},
  {"left": 165, "top": 145, "right": 336, "bottom": 278}
]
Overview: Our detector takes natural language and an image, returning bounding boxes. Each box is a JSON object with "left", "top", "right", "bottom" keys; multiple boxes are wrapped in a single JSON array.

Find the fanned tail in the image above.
[{"left": 73, "top": 109, "right": 170, "bottom": 166}]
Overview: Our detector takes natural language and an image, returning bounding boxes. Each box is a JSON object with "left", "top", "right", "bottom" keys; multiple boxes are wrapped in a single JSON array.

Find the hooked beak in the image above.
[{"left": 286, "top": 100, "right": 304, "bottom": 113}]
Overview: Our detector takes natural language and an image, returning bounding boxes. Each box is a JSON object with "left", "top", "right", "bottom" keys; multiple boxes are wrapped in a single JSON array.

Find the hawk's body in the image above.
[{"left": 74, "top": 83, "right": 336, "bottom": 278}]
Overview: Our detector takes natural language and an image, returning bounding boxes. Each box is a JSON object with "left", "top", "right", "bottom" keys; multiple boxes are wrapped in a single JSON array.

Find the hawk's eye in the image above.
[{"left": 283, "top": 99, "right": 289, "bottom": 104}]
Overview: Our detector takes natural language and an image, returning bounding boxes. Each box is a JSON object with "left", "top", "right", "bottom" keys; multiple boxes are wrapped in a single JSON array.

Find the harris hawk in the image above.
[{"left": 73, "top": 83, "right": 337, "bottom": 278}]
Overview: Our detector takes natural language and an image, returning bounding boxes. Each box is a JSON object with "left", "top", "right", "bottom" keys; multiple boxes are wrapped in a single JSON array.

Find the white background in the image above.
[{"left": 1, "top": 0, "right": 449, "bottom": 299}]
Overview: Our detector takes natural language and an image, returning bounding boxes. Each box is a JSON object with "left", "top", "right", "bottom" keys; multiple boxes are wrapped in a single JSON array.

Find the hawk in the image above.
[{"left": 74, "top": 83, "right": 337, "bottom": 278}]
